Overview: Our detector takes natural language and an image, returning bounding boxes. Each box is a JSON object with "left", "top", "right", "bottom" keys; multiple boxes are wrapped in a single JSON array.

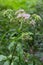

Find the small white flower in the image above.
[
  {"left": 30, "top": 20, "right": 36, "bottom": 26},
  {"left": 16, "top": 13, "right": 22, "bottom": 18},
  {"left": 15, "top": 9, "right": 25, "bottom": 15}
]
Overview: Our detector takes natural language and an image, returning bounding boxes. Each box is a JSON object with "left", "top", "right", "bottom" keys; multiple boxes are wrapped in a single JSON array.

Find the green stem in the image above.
[{"left": 33, "top": 60, "right": 35, "bottom": 65}]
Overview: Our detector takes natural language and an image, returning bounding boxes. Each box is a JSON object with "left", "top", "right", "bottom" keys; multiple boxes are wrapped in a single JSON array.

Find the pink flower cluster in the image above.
[
  {"left": 17, "top": 13, "right": 30, "bottom": 19},
  {"left": 15, "top": 9, "right": 30, "bottom": 20}
]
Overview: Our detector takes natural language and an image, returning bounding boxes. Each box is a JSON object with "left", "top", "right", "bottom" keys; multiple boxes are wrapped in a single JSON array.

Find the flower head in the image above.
[
  {"left": 16, "top": 13, "right": 30, "bottom": 20},
  {"left": 22, "top": 13, "right": 30, "bottom": 19},
  {"left": 15, "top": 9, "right": 30, "bottom": 20}
]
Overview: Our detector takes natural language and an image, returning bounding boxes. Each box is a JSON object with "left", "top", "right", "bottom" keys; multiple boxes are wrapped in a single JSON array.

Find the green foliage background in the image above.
[{"left": 0, "top": 0, "right": 43, "bottom": 65}]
